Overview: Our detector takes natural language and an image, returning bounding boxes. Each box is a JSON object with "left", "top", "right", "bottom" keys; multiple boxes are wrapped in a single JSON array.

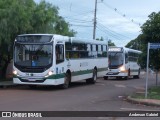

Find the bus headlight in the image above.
[
  {"left": 48, "top": 71, "right": 54, "bottom": 76},
  {"left": 13, "top": 70, "right": 18, "bottom": 75},
  {"left": 45, "top": 71, "right": 54, "bottom": 77},
  {"left": 119, "top": 66, "right": 126, "bottom": 72}
]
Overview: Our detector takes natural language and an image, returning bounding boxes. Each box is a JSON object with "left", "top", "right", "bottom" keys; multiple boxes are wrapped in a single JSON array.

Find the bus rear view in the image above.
[{"left": 104, "top": 47, "right": 141, "bottom": 80}]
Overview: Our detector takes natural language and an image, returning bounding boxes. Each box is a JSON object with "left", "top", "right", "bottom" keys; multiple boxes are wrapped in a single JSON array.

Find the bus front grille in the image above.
[
  {"left": 20, "top": 68, "right": 45, "bottom": 73},
  {"left": 19, "top": 79, "right": 46, "bottom": 83}
]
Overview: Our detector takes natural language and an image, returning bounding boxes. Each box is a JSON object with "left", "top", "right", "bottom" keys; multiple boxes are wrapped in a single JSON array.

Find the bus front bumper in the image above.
[
  {"left": 13, "top": 78, "right": 64, "bottom": 86},
  {"left": 104, "top": 71, "right": 128, "bottom": 77}
]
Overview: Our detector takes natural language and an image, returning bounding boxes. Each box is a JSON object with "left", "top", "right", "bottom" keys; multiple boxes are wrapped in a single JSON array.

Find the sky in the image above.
[{"left": 34, "top": 0, "right": 160, "bottom": 46}]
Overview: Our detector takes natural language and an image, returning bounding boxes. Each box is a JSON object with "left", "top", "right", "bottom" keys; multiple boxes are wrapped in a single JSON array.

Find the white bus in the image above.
[
  {"left": 104, "top": 47, "right": 141, "bottom": 80},
  {"left": 13, "top": 34, "right": 108, "bottom": 88}
]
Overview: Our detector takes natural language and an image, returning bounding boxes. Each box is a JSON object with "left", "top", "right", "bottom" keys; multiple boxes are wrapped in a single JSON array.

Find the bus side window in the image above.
[
  {"left": 56, "top": 44, "right": 64, "bottom": 64},
  {"left": 125, "top": 52, "right": 128, "bottom": 63}
]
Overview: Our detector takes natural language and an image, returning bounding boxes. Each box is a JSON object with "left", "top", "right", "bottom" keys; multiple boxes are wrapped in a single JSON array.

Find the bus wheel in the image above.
[
  {"left": 104, "top": 76, "right": 108, "bottom": 80},
  {"left": 61, "top": 73, "right": 70, "bottom": 89},
  {"left": 86, "top": 69, "right": 97, "bottom": 84},
  {"left": 124, "top": 69, "right": 130, "bottom": 80},
  {"left": 134, "top": 69, "right": 140, "bottom": 79}
]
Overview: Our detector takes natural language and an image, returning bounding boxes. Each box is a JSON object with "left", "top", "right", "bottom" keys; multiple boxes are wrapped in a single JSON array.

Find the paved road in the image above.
[{"left": 0, "top": 72, "right": 160, "bottom": 120}]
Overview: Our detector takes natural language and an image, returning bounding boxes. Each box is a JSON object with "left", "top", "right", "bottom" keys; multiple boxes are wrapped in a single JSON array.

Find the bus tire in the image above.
[
  {"left": 124, "top": 69, "right": 130, "bottom": 80},
  {"left": 134, "top": 69, "right": 140, "bottom": 79},
  {"left": 86, "top": 69, "right": 97, "bottom": 84},
  {"left": 61, "top": 73, "right": 71, "bottom": 89},
  {"left": 104, "top": 76, "right": 108, "bottom": 80}
]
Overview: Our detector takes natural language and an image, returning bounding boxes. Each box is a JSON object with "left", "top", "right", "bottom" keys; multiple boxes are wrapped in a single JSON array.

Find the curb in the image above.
[{"left": 127, "top": 96, "right": 160, "bottom": 107}]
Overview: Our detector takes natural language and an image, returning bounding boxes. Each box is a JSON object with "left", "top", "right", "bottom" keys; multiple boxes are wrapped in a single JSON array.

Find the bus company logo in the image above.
[
  {"left": 26, "top": 73, "right": 34, "bottom": 76},
  {"left": 2, "top": 112, "right": 11, "bottom": 117},
  {"left": 30, "top": 73, "right": 33, "bottom": 76}
]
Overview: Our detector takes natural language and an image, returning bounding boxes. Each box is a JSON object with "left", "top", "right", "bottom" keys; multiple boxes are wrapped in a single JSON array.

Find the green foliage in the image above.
[
  {"left": 0, "top": 0, "right": 76, "bottom": 78},
  {"left": 125, "top": 34, "right": 146, "bottom": 68},
  {"left": 125, "top": 12, "right": 160, "bottom": 69},
  {"left": 96, "top": 36, "right": 104, "bottom": 41},
  {"left": 132, "top": 86, "right": 160, "bottom": 100},
  {"left": 108, "top": 39, "right": 116, "bottom": 46},
  {"left": 125, "top": 34, "right": 144, "bottom": 50},
  {"left": 141, "top": 12, "right": 160, "bottom": 70},
  {"left": 96, "top": 38, "right": 115, "bottom": 46},
  {"left": 0, "top": 0, "right": 76, "bottom": 44},
  {"left": 141, "top": 12, "right": 160, "bottom": 41}
]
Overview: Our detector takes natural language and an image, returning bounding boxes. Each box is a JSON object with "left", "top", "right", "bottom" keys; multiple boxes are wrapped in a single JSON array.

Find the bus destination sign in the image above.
[{"left": 108, "top": 47, "right": 122, "bottom": 52}]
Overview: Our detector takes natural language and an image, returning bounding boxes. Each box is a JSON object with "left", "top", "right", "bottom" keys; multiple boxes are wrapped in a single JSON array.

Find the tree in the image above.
[
  {"left": 96, "top": 36, "right": 104, "bottom": 41},
  {"left": 0, "top": 0, "right": 76, "bottom": 78},
  {"left": 125, "top": 12, "right": 160, "bottom": 69},
  {"left": 140, "top": 12, "right": 160, "bottom": 70},
  {"left": 108, "top": 39, "right": 116, "bottom": 46},
  {"left": 54, "top": 16, "right": 76, "bottom": 36},
  {"left": 125, "top": 34, "right": 144, "bottom": 50},
  {"left": 125, "top": 34, "right": 146, "bottom": 68}
]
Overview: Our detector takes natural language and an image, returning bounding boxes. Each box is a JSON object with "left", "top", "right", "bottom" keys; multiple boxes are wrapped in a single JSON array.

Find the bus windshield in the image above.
[
  {"left": 14, "top": 43, "right": 52, "bottom": 68},
  {"left": 108, "top": 52, "right": 124, "bottom": 68}
]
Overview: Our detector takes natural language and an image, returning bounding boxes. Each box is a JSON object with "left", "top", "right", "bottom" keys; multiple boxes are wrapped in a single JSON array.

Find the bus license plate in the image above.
[
  {"left": 108, "top": 72, "right": 113, "bottom": 75},
  {"left": 28, "top": 79, "right": 36, "bottom": 81}
]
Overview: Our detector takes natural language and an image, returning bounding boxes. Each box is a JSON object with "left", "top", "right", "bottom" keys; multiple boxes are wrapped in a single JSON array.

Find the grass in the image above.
[{"left": 132, "top": 86, "right": 160, "bottom": 100}]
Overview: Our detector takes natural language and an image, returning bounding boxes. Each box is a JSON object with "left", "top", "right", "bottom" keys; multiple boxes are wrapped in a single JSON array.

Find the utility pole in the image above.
[{"left": 93, "top": 0, "right": 97, "bottom": 39}]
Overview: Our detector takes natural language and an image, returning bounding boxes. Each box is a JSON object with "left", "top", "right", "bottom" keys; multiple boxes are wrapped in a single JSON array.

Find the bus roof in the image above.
[
  {"left": 17, "top": 34, "right": 108, "bottom": 45},
  {"left": 124, "top": 47, "right": 142, "bottom": 54},
  {"left": 71, "top": 37, "right": 107, "bottom": 45}
]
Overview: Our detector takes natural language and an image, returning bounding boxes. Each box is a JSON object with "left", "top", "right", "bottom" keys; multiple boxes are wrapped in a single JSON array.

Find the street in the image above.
[{"left": 0, "top": 72, "right": 160, "bottom": 120}]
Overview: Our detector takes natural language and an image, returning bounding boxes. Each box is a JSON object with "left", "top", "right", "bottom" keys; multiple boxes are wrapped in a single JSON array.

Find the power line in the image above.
[
  {"left": 70, "top": 24, "right": 93, "bottom": 27},
  {"left": 96, "top": 21, "right": 133, "bottom": 46},
  {"left": 63, "top": 10, "right": 94, "bottom": 19},
  {"left": 96, "top": 26, "right": 129, "bottom": 46},
  {"left": 56, "top": 0, "right": 138, "bottom": 45},
  {"left": 97, "top": 21, "right": 131, "bottom": 39},
  {"left": 96, "top": 26, "right": 122, "bottom": 40},
  {"left": 65, "top": 18, "right": 92, "bottom": 23},
  {"left": 102, "top": 2, "right": 141, "bottom": 26}
]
